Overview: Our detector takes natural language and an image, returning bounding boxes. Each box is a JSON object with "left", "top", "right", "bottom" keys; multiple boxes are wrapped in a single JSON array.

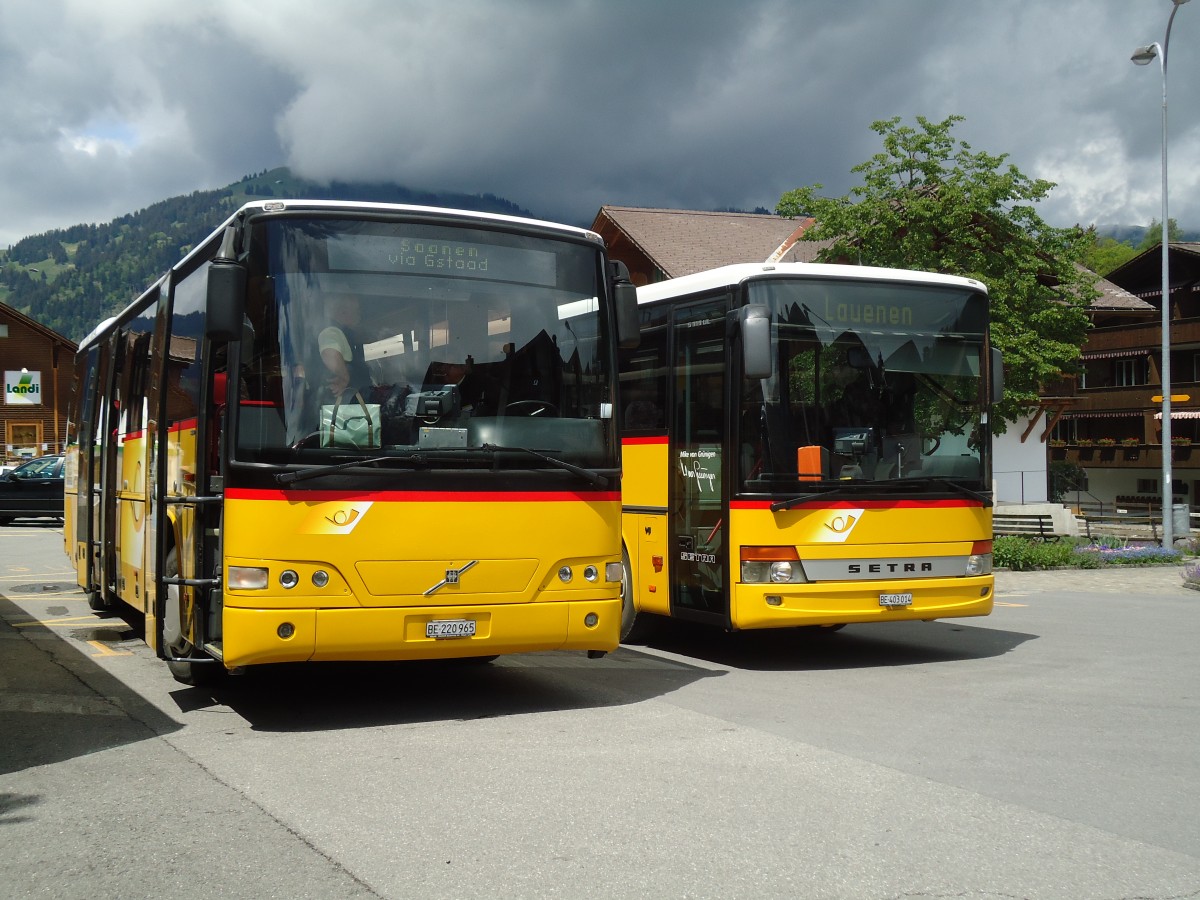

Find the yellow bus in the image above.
[
  {"left": 65, "top": 200, "right": 639, "bottom": 683},
  {"left": 617, "top": 262, "right": 1001, "bottom": 640}
]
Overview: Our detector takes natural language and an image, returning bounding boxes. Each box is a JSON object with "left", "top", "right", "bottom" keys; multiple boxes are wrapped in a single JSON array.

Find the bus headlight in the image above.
[
  {"left": 770, "top": 562, "right": 797, "bottom": 583},
  {"left": 967, "top": 540, "right": 993, "bottom": 576},
  {"left": 228, "top": 566, "right": 269, "bottom": 590},
  {"left": 966, "top": 554, "right": 993, "bottom": 576},
  {"left": 740, "top": 547, "right": 806, "bottom": 584},
  {"left": 605, "top": 562, "right": 622, "bottom": 583}
]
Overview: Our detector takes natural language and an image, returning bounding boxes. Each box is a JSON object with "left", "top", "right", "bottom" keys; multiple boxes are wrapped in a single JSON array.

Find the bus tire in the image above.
[
  {"left": 86, "top": 589, "right": 113, "bottom": 612},
  {"left": 162, "top": 548, "right": 226, "bottom": 687},
  {"left": 619, "top": 547, "right": 656, "bottom": 644}
]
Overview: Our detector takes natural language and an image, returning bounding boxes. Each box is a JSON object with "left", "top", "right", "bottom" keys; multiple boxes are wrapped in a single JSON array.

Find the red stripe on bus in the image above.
[
  {"left": 730, "top": 498, "right": 983, "bottom": 510},
  {"left": 225, "top": 488, "right": 621, "bottom": 503},
  {"left": 622, "top": 435, "right": 668, "bottom": 446}
]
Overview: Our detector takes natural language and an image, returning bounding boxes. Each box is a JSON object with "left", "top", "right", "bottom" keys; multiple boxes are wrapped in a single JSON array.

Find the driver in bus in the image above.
[{"left": 317, "top": 294, "right": 374, "bottom": 401}]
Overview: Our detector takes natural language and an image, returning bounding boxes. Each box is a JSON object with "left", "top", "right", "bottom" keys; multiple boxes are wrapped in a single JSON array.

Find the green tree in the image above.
[
  {"left": 1136, "top": 217, "right": 1182, "bottom": 252},
  {"left": 776, "top": 115, "right": 1095, "bottom": 429},
  {"left": 1080, "top": 229, "right": 1137, "bottom": 276}
]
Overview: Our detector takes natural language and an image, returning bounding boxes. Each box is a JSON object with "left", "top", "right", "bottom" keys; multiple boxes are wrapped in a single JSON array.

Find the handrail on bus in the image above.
[{"left": 163, "top": 494, "right": 222, "bottom": 506}]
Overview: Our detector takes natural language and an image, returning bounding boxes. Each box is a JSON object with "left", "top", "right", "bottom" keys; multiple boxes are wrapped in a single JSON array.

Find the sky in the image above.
[{"left": 1, "top": 0, "right": 1198, "bottom": 249}]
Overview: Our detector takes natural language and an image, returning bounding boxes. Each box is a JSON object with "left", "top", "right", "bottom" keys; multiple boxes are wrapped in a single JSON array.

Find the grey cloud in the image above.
[{"left": 0, "top": 0, "right": 1196, "bottom": 247}]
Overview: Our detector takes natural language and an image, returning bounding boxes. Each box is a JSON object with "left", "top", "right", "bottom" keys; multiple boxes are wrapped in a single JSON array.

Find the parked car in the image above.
[{"left": 0, "top": 455, "right": 65, "bottom": 525}]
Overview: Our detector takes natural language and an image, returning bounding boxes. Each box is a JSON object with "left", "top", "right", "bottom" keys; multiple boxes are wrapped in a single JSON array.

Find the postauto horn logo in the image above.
[{"left": 5, "top": 370, "right": 41, "bottom": 406}]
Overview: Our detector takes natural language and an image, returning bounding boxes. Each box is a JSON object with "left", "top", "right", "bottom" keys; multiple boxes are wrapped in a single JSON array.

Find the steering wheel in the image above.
[{"left": 505, "top": 400, "right": 558, "bottom": 417}]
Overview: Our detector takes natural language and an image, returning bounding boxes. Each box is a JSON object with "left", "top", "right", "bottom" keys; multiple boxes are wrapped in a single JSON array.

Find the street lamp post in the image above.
[{"left": 1132, "top": 0, "right": 1190, "bottom": 548}]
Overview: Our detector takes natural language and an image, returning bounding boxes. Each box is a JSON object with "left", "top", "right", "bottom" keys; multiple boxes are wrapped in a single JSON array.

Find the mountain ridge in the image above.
[{"left": 0, "top": 167, "right": 539, "bottom": 342}]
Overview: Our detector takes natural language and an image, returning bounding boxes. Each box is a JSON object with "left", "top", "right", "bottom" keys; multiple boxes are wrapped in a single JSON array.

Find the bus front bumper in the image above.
[
  {"left": 731, "top": 575, "right": 994, "bottom": 630},
  {"left": 220, "top": 598, "right": 621, "bottom": 667}
]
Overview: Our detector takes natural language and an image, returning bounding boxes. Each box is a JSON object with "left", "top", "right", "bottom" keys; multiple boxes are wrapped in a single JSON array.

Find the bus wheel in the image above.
[
  {"left": 162, "top": 548, "right": 226, "bottom": 687},
  {"left": 620, "top": 548, "right": 656, "bottom": 644},
  {"left": 86, "top": 590, "right": 113, "bottom": 612}
]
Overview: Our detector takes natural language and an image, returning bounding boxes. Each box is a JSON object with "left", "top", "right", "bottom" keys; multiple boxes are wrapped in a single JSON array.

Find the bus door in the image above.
[
  {"left": 113, "top": 315, "right": 155, "bottom": 609},
  {"left": 86, "top": 345, "right": 112, "bottom": 607},
  {"left": 669, "top": 297, "right": 730, "bottom": 625},
  {"left": 99, "top": 328, "right": 128, "bottom": 600},
  {"left": 150, "top": 261, "right": 222, "bottom": 662},
  {"left": 72, "top": 344, "right": 103, "bottom": 599}
]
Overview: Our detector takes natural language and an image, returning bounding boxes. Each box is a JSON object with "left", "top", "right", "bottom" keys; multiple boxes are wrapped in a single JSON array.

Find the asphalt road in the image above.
[{"left": 2, "top": 522, "right": 1198, "bottom": 899}]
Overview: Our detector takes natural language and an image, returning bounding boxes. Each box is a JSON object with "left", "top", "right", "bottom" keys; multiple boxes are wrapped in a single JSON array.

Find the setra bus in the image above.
[
  {"left": 617, "top": 262, "right": 1001, "bottom": 640},
  {"left": 65, "top": 200, "right": 639, "bottom": 683}
]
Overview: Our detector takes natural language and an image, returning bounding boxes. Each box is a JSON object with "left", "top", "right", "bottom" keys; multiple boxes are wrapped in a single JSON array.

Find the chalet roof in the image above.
[
  {"left": 1088, "top": 272, "right": 1154, "bottom": 312},
  {"left": 593, "top": 206, "right": 831, "bottom": 278},
  {"left": 0, "top": 300, "right": 77, "bottom": 351},
  {"left": 1104, "top": 241, "right": 1200, "bottom": 295}
]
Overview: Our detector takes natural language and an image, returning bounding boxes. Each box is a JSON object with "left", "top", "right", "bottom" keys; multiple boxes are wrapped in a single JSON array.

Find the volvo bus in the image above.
[
  {"left": 618, "top": 262, "right": 1001, "bottom": 640},
  {"left": 65, "top": 200, "right": 639, "bottom": 683}
]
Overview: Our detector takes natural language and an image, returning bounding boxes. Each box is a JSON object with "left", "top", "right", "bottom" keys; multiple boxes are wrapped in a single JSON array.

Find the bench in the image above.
[
  {"left": 1081, "top": 513, "right": 1161, "bottom": 546},
  {"left": 993, "top": 513, "right": 1057, "bottom": 541}
]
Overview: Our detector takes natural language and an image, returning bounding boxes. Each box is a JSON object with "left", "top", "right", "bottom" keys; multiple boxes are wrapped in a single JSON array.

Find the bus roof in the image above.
[
  {"left": 636, "top": 262, "right": 988, "bottom": 305},
  {"left": 230, "top": 198, "right": 601, "bottom": 242},
  {"left": 78, "top": 200, "right": 606, "bottom": 353}
]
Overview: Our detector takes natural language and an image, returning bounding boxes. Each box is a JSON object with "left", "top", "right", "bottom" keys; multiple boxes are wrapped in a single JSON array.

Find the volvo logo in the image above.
[{"left": 424, "top": 560, "right": 479, "bottom": 596}]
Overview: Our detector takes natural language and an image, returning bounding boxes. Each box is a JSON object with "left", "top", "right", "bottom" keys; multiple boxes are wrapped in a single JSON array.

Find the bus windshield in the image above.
[
  {"left": 738, "top": 278, "right": 990, "bottom": 494},
  {"left": 234, "top": 217, "right": 617, "bottom": 470}
]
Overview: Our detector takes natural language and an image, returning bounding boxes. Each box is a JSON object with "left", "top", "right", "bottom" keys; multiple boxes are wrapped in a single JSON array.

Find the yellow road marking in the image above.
[
  {"left": 9, "top": 616, "right": 105, "bottom": 628},
  {"left": 86, "top": 640, "right": 132, "bottom": 657},
  {"left": 0, "top": 572, "right": 78, "bottom": 580},
  {"left": 995, "top": 601, "right": 1028, "bottom": 607},
  {"left": 4, "top": 594, "right": 86, "bottom": 602}
]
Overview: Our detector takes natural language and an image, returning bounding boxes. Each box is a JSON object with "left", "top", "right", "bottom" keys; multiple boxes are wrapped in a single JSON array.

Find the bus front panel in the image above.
[
  {"left": 219, "top": 488, "right": 621, "bottom": 666},
  {"left": 728, "top": 500, "right": 993, "bottom": 629}
]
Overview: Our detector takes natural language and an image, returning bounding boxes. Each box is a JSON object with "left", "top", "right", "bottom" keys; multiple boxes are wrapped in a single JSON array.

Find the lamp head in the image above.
[{"left": 1131, "top": 43, "right": 1159, "bottom": 65}]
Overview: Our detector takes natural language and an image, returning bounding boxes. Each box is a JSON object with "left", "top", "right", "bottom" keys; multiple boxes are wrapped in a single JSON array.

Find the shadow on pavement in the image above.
[
  {"left": 188, "top": 649, "right": 721, "bottom": 733},
  {"left": 0, "top": 594, "right": 182, "bottom": 778},
  {"left": 631, "top": 616, "right": 1037, "bottom": 672}
]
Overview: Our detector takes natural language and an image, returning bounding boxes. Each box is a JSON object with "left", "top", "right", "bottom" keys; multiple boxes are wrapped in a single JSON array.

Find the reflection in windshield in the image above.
[
  {"left": 232, "top": 218, "right": 617, "bottom": 470},
  {"left": 739, "top": 279, "right": 989, "bottom": 494}
]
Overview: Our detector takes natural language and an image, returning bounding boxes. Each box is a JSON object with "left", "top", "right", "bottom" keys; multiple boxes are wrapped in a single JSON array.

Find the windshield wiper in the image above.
[
  {"left": 770, "top": 484, "right": 866, "bottom": 512},
  {"left": 479, "top": 443, "right": 609, "bottom": 488},
  {"left": 893, "top": 475, "right": 991, "bottom": 506},
  {"left": 275, "top": 455, "right": 426, "bottom": 485}
]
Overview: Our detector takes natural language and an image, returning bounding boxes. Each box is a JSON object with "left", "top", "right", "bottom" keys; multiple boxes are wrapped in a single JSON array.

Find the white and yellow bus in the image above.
[
  {"left": 65, "top": 200, "right": 639, "bottom": 683},
  {"left": 618, "top": 263, "right": 1001, "bottom": 640}
]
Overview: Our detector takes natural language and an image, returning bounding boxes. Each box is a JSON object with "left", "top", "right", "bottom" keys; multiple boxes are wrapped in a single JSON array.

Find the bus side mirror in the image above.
[
  {"left": 991, "top": 348, "right": 1004, "bottom": 403},
  {"left": 206, "top": 226, "right": 246, "bottom": 342},
  {"left": 609, "top": 261, "right": 640, "bottom": 349},
  {"left": 740, "top": 304, "right": 772, "bottom": 380}
]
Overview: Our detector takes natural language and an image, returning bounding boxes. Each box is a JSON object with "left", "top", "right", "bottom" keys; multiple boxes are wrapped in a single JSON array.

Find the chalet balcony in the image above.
[
  {"left": 1048, "top": 442, "right": 1195, "bottom": 469},
  {"left": 1085, "top": 316, "right": 1200, "bottom": 353}
]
